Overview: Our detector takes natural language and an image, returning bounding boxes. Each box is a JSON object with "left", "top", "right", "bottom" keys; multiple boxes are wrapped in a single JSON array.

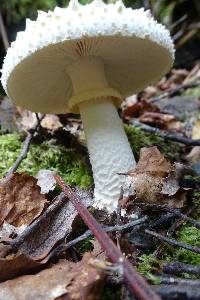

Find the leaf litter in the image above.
[
  {"left": 0, "top": 172, "right": 93, "bottom": 282},
  {"left": 0, "top": 50, "right": 200, "bottom": 300},
  {"left": 121, "top": 146, "right": 190, "bottom": 209}
]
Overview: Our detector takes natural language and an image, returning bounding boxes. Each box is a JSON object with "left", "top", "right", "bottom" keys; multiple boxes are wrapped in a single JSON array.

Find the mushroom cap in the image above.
[{"left": 1, "top": 0, "right": 175, "bottom": 114}]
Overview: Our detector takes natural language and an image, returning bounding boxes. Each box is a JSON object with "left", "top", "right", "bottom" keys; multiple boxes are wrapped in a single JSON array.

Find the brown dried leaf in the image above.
[
  {"left": 123, "top": 100, "right": 160, "bottom": 119},
  {"left": 158, "top": 68, "right": 189, "bottom": 90},
  {"left": 129, "top": 146, "right": 174, "bottom": 177},
  {"left": 0, "top": 173, "right": 47, "bottom": 227},
  {"left": 10, "top": 190, "right": 92, "bottom": 260},
  {"left": 122, "top": 147, "right": 188, "bottom": 209},
  {"left": 139, "top": 112, "right": 182, "bottom": 131},
  {"left": 186, "top": 146, "right": 200, "bottom": 165},
  {"left": 0, "top": 221, "right": 26, "bottom": 243},
  {"left": 0, "top": 254, "right": 104, "bottom": 300},
  {"left": 0, "top": 253, "right": 43, "bottom": 282}
]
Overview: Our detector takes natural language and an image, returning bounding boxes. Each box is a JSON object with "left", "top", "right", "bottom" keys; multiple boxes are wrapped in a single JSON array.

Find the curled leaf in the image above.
[{"left": 0, "top": 173, "right": 47, "bottom": 227}]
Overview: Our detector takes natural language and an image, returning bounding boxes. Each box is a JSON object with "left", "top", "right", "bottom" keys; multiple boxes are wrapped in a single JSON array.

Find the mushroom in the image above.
[{"left": 1, "top": 0, "right": 174, "bottom": 213}]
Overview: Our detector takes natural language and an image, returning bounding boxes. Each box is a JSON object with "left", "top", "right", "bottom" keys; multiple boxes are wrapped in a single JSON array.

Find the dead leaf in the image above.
[
  {"left": 123, "top": 100, "right": 159, "bottom": 119},
  {"left": 141, "top": 86, "right": 158, "bottom": 99},
  {"left": 36, "top": 170, "right": 57, "bottom": 194},
  {"left": 161, "top": 173, "right": 180, "bottom": 196},
  {"left": 186, "top": 146, "right": 200, "bottom": 165},
  {"left": 0, "top": 254, "right": 105, "bottom": 300},
  {"left": 0, "top": 190, "right": 93, "bottom": 282},
  {"left": 0, "top": 221, "right": 26, "bottom": 242},
  {"left": 0, "top": 253, "right": 43, "bottom": 282},
  {"left": 41, "top": 114, "right": 62, "bottom": 131},
  {"left": 122, "top": 147, "right": 188, "bottom": 209},
  {"left": 139, "top": 112, "right": 182, "bottom": 131},
  {"left": 0, "top": 173, "right": 47, "bottom": 227},
  {"left": 192, "top": 120, "right": 200, "bottom": 139},
  {"left": 128, "top": 146, "right": 174, "bottom": 177},
  {"left": 9, "top": 189, "right": 92, "bottom": 260},
  {"left": 158, "top": 68, "right": 189, "bottom": 90}
]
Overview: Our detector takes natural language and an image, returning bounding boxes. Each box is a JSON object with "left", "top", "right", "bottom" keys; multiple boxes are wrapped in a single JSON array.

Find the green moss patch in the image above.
[
  {"left": 125, "top": 125, "right": 181, "bottom": 161},
  {"left": 0, "top": 133, "right": 92, "bottom": 188}
]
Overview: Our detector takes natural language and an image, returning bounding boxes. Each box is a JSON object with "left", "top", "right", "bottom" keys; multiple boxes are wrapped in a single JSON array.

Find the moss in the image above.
[
  {"left": 137, "top": 254, "right": 161, "bottom": 284},
  {"left": 192, "top": 191, "right": 200, "bottom": 219},
  {"left": 171, "top": 225, "right": 200, "bottom": 264},
  {"left": 137, "top": 224, "right": 200, "bottom": 280},
  {"left": 125, "top": 125, "right": 181, "bottom": 161},
  {"left": 183, "top": 87, "right": 200, "bottom": 98},
  {"left": 0, "top": 133, "right": 92, "bottom": 188},
  {"left": 76, "top": 237, "right": 94, "bottom": 254}
]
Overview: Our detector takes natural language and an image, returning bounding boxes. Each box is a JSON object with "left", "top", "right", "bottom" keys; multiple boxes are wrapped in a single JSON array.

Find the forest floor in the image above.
[{"left": 0, "top": 57, "right": 200, "bottom": 300}]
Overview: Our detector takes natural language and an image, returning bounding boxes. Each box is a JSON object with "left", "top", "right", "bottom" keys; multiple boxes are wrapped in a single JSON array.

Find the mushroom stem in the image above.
[{"left": 79, "top": 97, "right": 136, "bottom": 212}]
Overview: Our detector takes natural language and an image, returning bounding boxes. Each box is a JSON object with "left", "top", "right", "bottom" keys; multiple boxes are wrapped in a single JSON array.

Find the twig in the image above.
[
  {"left": 0, "top": 12, "right": 9, "bottom": 51},
  {"left": 150, "top": 213, "right": 177, "bottom": 229},
  {"left": 170, "top": 14, "right": 187, "bottom": 30},
  {"left": 54, "top": 175, "right": 161, "bottom": 300},
  {"left": 130, "top": 120, "right": 200, "bottom": 146},
  {"left": 145, "top": 205, "right": 199, "bottom": 232},
  {"left": 150, "top": 82, "right": 200, "bottom": 103},
  {"left": 162, "top": 262, "right": 200, "bottom": 277},
  {"left": 145, "top": 229, "right": 200, "bottom": 254},
  {"left": 153, "top": 284, "right": 200, "bottom": 300},
  {"left": 156, "top": 274, "right": 200, "bottom": 286},
  {"left": 116, "top": 186, "right": 123, "bottom": 249},
  {"left": 5, "top": 115, "right": 45, "bottom": 177},
  {"left": 171, "top": 210, "right": 200, "bottom": 229},
  {"left": 46, "top": 216, "right": 148, "bottom": 261}
]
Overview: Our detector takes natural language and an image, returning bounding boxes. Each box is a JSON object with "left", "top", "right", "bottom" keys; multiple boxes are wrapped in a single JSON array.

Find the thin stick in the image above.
[
  {"left": 145, "top": 229, "right": 200, "bottom": 254},
  {"left": 5, "top": 114, "right": 45, "bottom": 177},
  {"left": 0, "top": 12, "right": 9, "bottom": 51},
  {"left": 172, "top": 211, "right": 200, "bottom": 229},
  {"left": 54, "top": 175, "right": 161, "bottom": 300},
  {"left": 151, "top": 82, "right": 200, "bottom": 103},
  {"left": 140, "top": 203, "right": 200, "bottom": 230},
  {"left": 131, "top": 120, "right": 200, "bottom": 146},
  {"left": 162, "top": 262, "right": 200, "bottom": 277},
  {"left": 156, "top": 274, "right": 200, "bottom": 286},
  {"left": 47, "top": 216, "right": 148, "bottom": 260}
]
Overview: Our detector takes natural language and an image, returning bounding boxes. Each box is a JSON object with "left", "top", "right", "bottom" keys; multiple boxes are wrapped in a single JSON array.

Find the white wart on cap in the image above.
[{"left": 1, "top": 0, "right": 175, "bottom": 212}]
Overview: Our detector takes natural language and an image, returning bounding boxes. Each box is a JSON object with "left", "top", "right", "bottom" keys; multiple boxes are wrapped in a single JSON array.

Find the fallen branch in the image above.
[
  {"left": 145, "top": 229, "right": 200, "bottom": 254},
  {"left": 153, "top": 284, "right": 200, "bottom": 300},
  {"left": 130, "top": 120, "right": 200, "bottom": 146},
  {"left": 156, "top": 274, "right": 200, "bottom": 286},
  {"left": 47, "top": 216, "right": 148, "bottom": 260},
  {"left": 5, "top": 114, "right": 45, "bottom": 177},
  {"left": 162, "top": 262, "right": 200, "bottom": 277},
  {"left": 129, "top": 203, "right": 199, "bottom": 227},
  {"left": 150, "top": 82, "right": 200, "bottom": 103},
  {"left": 172, "top": 211, "right": 200, "bottom": 229},
  {"left": 54, "top": 175, "right": 161, "bottom": 300}
]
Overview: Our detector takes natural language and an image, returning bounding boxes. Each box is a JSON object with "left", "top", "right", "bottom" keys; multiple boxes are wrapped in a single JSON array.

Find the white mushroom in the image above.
[{"left": 1, "top": 0, "right": 174, "bottom": 213}]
